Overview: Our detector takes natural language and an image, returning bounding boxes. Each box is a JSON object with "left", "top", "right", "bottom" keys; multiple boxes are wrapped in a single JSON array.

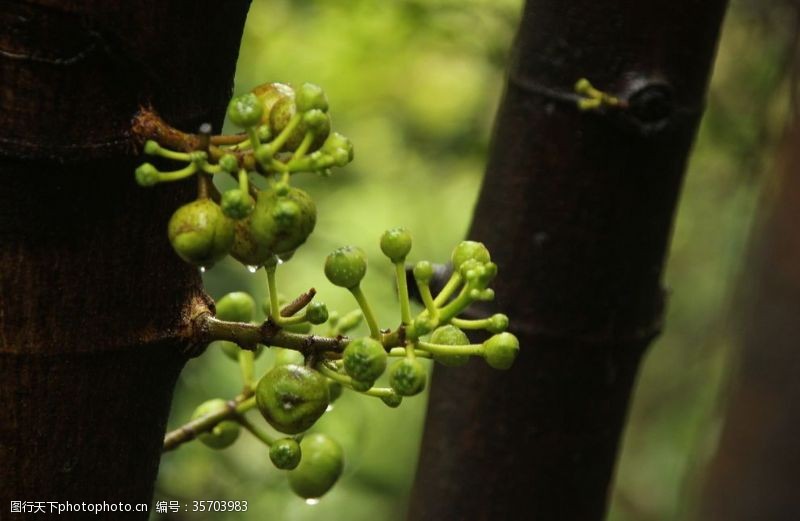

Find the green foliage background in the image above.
[{"left": 152, "top": 1, "right": 793, "bottom": 519}]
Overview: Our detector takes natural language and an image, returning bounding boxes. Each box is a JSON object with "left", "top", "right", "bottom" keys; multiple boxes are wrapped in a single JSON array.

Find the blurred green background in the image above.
[{"left": 151, "top": 1, "right": 794, "bottom": 519}]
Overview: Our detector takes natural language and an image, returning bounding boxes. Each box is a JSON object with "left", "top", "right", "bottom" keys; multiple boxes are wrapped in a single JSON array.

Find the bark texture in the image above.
[
  {"left": 694, "top": 117, "right": 800, "bottom": 521},
  {"left": 0, "top": 1, "right": 250, "bottom": 518},
  {"left": 409, "top": 1, "right": 729, "bottom": 519}
]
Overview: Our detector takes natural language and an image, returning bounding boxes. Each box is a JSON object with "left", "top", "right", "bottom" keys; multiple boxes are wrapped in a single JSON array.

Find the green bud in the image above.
[
  {"left": 167, "top": 199, "right": 234, "bottom": 267},
  {"left": 380, "top": 227, "right": 412, "bottom": 262},
  {"left": 413, "top": 261, "right": 434, "bottom": 284},
  {"left": 256, "top": 365, "right": 330, "bottom": 434},
  {"left": 288, "top": 433, "right": 344, "bottom": 499},
  {"left": 257, "top": 124, "right": 272, "bottom": 141},
  {"left": 303, "top": 109, "right": 330, "bottom": 130},
  {"left": 295, "top": 83, "right": 329, "bottom": 113},
  {"left": 381, "top": 392, "right": 403, "bottom": 408},
  {"left": 227, "top": 92, "right": 264, "bottom": 129},
  {"left": 215, "top": 291, "right": 256, "bottom": 322},
  {"left": 219, "top": 154, "right": 239, "bottom": 173},
  {"left": 412, "top": 315, "right": 436, "bottom": 337},
  {"left": 135, "top": 163, "right": 160, "bottom": 187},
  {"left": 429, "top": 324, "right": 470, "bottom": 367},
  {"left": 451, "top": 240, "right": 491, "bottom": 271},
  {"left": 270, "top": 96, "right": 329, "bottom": 152},
  {"left": 143, "top": 140, "right": 160, "bottom": 155},
  {"left": 389, "top": 358, "right": 427, "bottom": 396},
  {"left": 305, "top": 301, "right": 329, "bottom": 325},
  {"left": 221, "top": 188, "right": 255, "bottom": 220},
  {"left": 321, "top": 132, "right": 353, "bottom": 160},
  {"left": 487, "top": 313, "right": 509, "bottom": 333},
  {"left": 343, "top": 337, "right": 387, "bottom": 383},
  {"left": 482, "top": 332, "right": 519, "bottom": 370},
  {"left": 270, "top": 438, "right": 302, "bottom": 470},
  {"left": 191, "top": 399, "right": 240, "bottom": 449},
  {"left": 324, "top": 246, "right": 367, "bottom": 289}
]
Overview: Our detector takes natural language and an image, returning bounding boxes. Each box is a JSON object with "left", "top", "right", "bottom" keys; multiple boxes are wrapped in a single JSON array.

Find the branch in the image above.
[{"left": 163, "top": 394, "right": 254, "bottom": 452}]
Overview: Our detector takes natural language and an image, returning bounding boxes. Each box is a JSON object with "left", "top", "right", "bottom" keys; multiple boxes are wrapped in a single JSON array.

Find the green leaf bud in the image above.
[
  {"left": 167, "top": 199, "right": 234, "bottom": 267},
  {"left": 256, "top": 365, "right": 330, "bottom": 434},
  {"left": 305, "top": 301, "right": 329, "bottom": 325},
  {"left": 295, "top": 83, "right": 329, "bottom": 113},
  {"left": 451, "top": 240, "right": 491, "bottom": 271},
  {"left": 191, "top": 399, "right": 240, "bottom": 449},
  {"left": 343, "top": 337, "right": 387, "bottom": 383},
  {"left": 324, "top": 246, "right": 367, "bottom": 289},
  {"left": 288, "top": 433, "right": 344, "bottom": 499},
  {"left": 219, "top": 154, "right": 239, "bottom": 173},
  {"left": 216, "top": 291, "right": 256, "bottom": 322},
  {"left": 221, "top": 188, "right": 255, "bottom": 220},
  {"left": 482, "top": 332, "right": 520, "bottom": 370},
  {"left": 389, "top": 358, "right": 427, "bottom": 396},
  {"left": 380, "top": 227, "right": 412, "bottom": 262},
  {"left": 135, "top": 163, "right": 160, "bottom": 187},
  {"left": 270, "top": 438, "right": 302, "bottom": 470}
]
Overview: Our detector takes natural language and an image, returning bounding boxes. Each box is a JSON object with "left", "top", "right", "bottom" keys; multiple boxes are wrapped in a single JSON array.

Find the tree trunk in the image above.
[
  {"left": 0, "top": 1, "right": 249, "bottom": 518},
  {"left": 409, "top": 1, "right": 728, "bottom": 519},
  {"left": 693, "top": 114, "right": 800, "bottom": 521}
]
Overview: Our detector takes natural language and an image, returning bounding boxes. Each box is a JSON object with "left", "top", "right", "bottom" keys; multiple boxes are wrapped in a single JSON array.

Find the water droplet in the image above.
[
  {"left": 325, "top": 404, "right": 334, "bottom": 413},
  {"left": 305, "top": 498, "right": 320, "bottom": 506},
  {"left": 246, "top": 265, "right": 259, "bottom": 273},
  {"left": 199, "top": 266, "right": 207, "bottom": 274},
  {"left": 276, "top": 257, "right": 285, "bottom": 265}
]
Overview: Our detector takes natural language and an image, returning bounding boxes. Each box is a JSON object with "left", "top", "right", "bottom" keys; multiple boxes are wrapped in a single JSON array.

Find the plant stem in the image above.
[
  {"left": 396, "top": 262, "right": 412, "bottom": 325},
  {"left": 433, "top": 272, "right": 463, "bottom": 307},
  {"left": 349, "top": 285, "right": 381, "bottom": 339}
]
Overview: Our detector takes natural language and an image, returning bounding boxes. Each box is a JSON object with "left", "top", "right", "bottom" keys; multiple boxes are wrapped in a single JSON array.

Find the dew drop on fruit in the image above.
[
  {"left": 326, "top": 404, "right": 334, "bottom": 412},
  {"left": 246, "top": 265, "right": 259, "bottom": 273},
  {"left": 305, "top": 499, "right": 320, "bottom": 506},
  {"left": 199, "top": 266, "right": 207, "bottom": 274}
]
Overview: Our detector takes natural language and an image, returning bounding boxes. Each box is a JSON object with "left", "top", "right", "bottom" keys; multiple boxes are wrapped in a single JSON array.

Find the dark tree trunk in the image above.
[
  {"left": 694, "top": 116, "right": 800, "bottom": 521},
  {"left": 409, "top": 1, "right": 728, "bottom": 519},
  {"left": 0, "top": 1, "right": 250, "bottom": 518}
]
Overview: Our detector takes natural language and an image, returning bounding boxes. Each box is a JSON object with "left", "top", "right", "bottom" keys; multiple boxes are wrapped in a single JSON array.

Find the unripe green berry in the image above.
[
  {"left": 273, "top": 347, "right": 306, "bottom": 367},
  {"left": 135, "top": 163, "right": 160, "bottom": 187},
  {"left": 342, "top": 337, "right": 387, "bottom": 383},
  {"left": 487, "top": 313, "right": 509, "bottom": 333},
  {"left": 380, "top": 227, "right": 412, "bottom": 262},
  {"left": 270, "top": 438, "right": 302, "bottom": 470},
  {"left": 295, "top": 82, "right": 329, "bottom": 112},
  {"left": 216, "top": 291, "right": 256, "bottom": 322},
  {"left": 429, "top": 325, "right": 470, "bottom": 367},
  {"left": 389, "top": 358, "right": 427, "bottom": 396},
  {"left": 191, "top": 399, "right": 240, "bottom": 450},
  {"left": 221, "top": 188, "right": 255, "bottom": 220},
  {"left": 167, "top": 199, "right": 234, "bottom": 267},
  {"left": 482, "top": 332, "right": 520, "bottom": 370},
  {"left": 451, "top": 240, "right": 491, "bottom": 271},
  {"left": 256, "top": 365, "right": 330, "bottom": 434},
  {"left": 231, "top": 187, "right": 317, "bottom": 266},
  {"left": 412, "top": 315, "right": 436, "bottom": 337},
  {"left": 305, "top": 301, "right": 329, "bottom": 325},
  {"left": 413, "top": 261, "right": 434, "bottom": 284},
  {"left": 219, "top": 154, "right": 239, "bottom": 173},
  {"left": 324, "top": 246, "right": 367, "bottom": 289},
  {"left": 381, "top": 392, "right": 403, "bottom": 408},
  {"left": 321, "top": 132, "right": 354, "bottom": 160},
  {"left": 251, "top": 82, "right": 295, "bottom": 125},
  {"left": 227, "top": 92, "right": 264, "bottom": 128},
  {"left": 143, "top": 140, "right": 160, "bottom": 155},
  {"left": 303, "top": 109, "right": 330, "bottom": 130},
  {"left": 288, "top": 433, "right": 344, "bottom": 499}
]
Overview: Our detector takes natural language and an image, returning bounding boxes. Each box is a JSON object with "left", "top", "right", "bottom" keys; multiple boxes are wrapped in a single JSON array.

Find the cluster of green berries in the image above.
[
  {"left": 135, "top": 82, "right": 353, "bottom": 270},
  {"left": 142, "top": 84, "right": 518, "bottom": 502}
]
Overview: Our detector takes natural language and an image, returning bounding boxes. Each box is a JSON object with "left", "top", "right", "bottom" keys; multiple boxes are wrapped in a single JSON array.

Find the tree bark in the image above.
[
  {"left": 0, "top": 1, "right": 249, "bottom": 518},
  {"left": 409, "top": 1, "right": 728, "bottom": 519},
  {"left": 693, "top": 114, "right": 800, "bottom": 521}
]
